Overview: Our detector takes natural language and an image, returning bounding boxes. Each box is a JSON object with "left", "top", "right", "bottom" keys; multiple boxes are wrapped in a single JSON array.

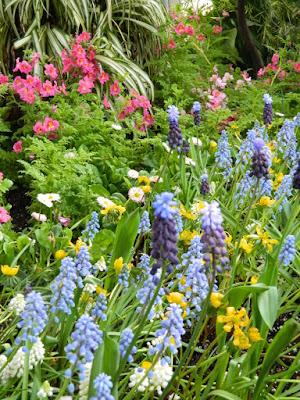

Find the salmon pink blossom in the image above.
[
  {"left": 0, "top": 75, "right": 9, "bottom": 85},
  {"left": 98, "top": 71, "right": 110, "bottom": 84},
  {"left": 168, "top": 38, "right": 176, "bottom": 49},
  {"left": 78, "top": 31, "right": 91, "bottom": 42},
  {"left": 196, "top": 33, "right": 206, "bottom": 41},
  {"left": 185, "top": 25, "right": 195, "bottom": 36},
  {"left": 110, "top": 81, "right": 121, "bottom": 96},
  {"left": 44, "top": 64, "right": 58, "bottom": 80},
  {"left": 13, "top": 141, "right": 22, "bottom": 153},
  {"left": 213, "top": 25, "right": 223, "bottom": 34},
  {"left": 78, "top": 77, "right": 94, "bottom": 94},
  {"left": 293, "top": 62, "right": 300, "bottom": 73},
  {"left": 41, "top": 80, "right": 56, "bottom": 97},
  {"left": 222, "top": 10, "right": 229, "bottom": 17},
  {"left": 31, "top": 212, "right": 47, "bottom": 222},
  {"left": 0, "top": 207, "right": 11, "bottom": 224},
  {"left": 44, "top": 117, "right": 59, "bottom": 131},
  {"left": 13, "top": 58, "right": 32, "bottom": 74},
  {"left": 33, "top": 121, "right": 46, "bottom": 135}
]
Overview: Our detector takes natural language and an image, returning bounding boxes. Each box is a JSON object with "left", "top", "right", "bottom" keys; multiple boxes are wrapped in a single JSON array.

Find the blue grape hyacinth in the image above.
[
  {"left": 119, "top": 328, "right": 137, "bottom": 363},
  {"left": 167, "top": 105, "right": 182, "bottom": 152},
  {"left": 184, "top": 259, "right": 209, "bottom": 315},
  {"left": 263, "top": 94, "right": 273, "bottom": 127},
  {"left": 215, "top": 130, "right": 232, "bottom": 177},
  {"left": 82, "top": 211, "right": 100, "bottom": 243},
  {"left": 50, "top": 256, "right": 77, "bottom": 322},
  {"left": 275, "top": 174, "right": 293, "bottom": 210},
  {"left": 91, "top": 293, "right": 107, "bottom": 321},
  {"left": 16, "top": 291, "right": 48, "bottom": 351},
  {"left": 279, "top": 235, "right": 296, "bottom": 266},
  {"left": 75, "top": 245, "right": 93, "bottom": 288},
  {"left": 138, "top": 210, "right": 151, "bottom": 234},
  {"left": 90, "top": 373, "right": 115, "bottom": 400},
  {"left": 276, "top": 120, "right": 298, "bottom": 164},
  {"left": 193, "top": 101, "right": 201, "bottom": 126}
]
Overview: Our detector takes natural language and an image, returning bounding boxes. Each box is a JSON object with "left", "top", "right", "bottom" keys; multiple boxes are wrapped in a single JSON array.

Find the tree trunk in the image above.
[{"left": 236, "top": 0, "right": 264, "bottom": 78}]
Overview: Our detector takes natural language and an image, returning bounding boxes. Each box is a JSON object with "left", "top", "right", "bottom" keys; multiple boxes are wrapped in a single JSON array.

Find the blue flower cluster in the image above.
[
  {"left": 181, "top": 235, "right": 203, "bottom": 268},
  {"left": 279, "top": 235, "right": 296, "bottom": 266},
  {"left": 234, "top": 171, "right": 255, "bottom": 208},
  {"left": 118, "top": 264, "right": 130, "bottom": 289},
  {"left": 138, "top": 211, "right": 151, "bottom": 234},
  {"left": 50, "top": 256, "right": 77, "bottom": 322},
  {"left": 263, "top": 94, "right": 273, "bottom": 126},
  {"left": 167, "top": 105, "right": 180, "bottom": 122},
  {"left": 173, "top": 208, "right": 183, "bottom": 234},
  {"left": 275, "top": 174, "right": 293, "bottom": 210},
  {"left": 150, "top": 303, "right": 185, "bottom": 355},
  {"left": 119, "top": 328, "right": 137, "bottom": 363},
  {"left": 193, "top": 101, "right": 201, "bottom": 126},
  {"left": 259, "top": 178, "right": 273, "bottom": 197},
  {"left": 167, "top": 105, "right": 182, "bottom": 152},
  {"left": 215, "top": 130, "right": 232, "bottom": 177},
  {"left": 136, "top": 271, "right": 164, "bottom": 320},
  {"left": 90, "top": 373, "right": 115, "bottom": 400},
  {"left": 65, "top": 314, "right": 103, "bottom": 389},
  {"left": 91, "top": 293, "right": 107, "bottom": 321},
  {"left": 137, "top": 254, "right": 151, "bottom": 276},
  {"left": 16, "top": 291, "right": 48, "bottom": 351},
  {"left": 237, "top": 128, "right": 258, "bottom": 165},
  {"left": 75, "top": 245, "right": 93, "bottom": 288},
  {"left": 276, "top": 120, "right": 298, "bottom": 163},
  {"left": 183, "top": 259, "right": 209, "bottom": 315},
  {"left": 82, "top": 212, "right": 100, "bottom": 243}
]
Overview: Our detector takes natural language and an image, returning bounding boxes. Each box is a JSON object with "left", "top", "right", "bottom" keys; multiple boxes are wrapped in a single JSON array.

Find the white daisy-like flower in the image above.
[
  {"left": 128, "top": 187, "right": 145, "bottom": 203},
  {"left": 150, "top": 175, "right": 163, "bottom": 183},
  {"left": 8, "top": 294, "right": 26, "bottom": 316},
  {"left": 112, "top": 124, "right": 122, "bottom": 130},
  {"left": 127, "top": 169, "right": 139, "bottom": 179},
  {"left": 37, "top": 381, "right": 54, "bottom": 399},
  {"left": 188, "top": 137, "right": 202, "bottom": 147},
  {"left": 37, "top": 194, "right": 53, "bottom": 208},
  {"left": 47, "top": 193, "right": 60, "bottom": 202},
  {"left": 97, "top": 196, "right": 115, "bottom": 208},
  {"left": 184, "top": 157, "right": 196, "bottom": 166}
]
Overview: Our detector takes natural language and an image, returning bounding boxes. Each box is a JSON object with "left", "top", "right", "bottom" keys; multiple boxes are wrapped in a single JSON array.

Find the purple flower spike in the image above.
[{"left": 253, "top": 138, "right": 265, "bottom": 152}]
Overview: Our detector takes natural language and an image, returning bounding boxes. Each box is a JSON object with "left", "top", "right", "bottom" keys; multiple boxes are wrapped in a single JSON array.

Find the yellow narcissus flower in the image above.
[
  {"left": 142, "top": 185, "right": 151, "bottom": 194},
  {"left": 255, "top": 226, "right": 278, "bottom": 252},
  {"left": 180, "top": 204, "right": 196, "bottom": 220},
  {"left": 250, "top": 276, "right": 259, "bottom": 285},
  {"left": 55, "top": 250, "right": 67, "bottom": 260},
  {"left": 69, "top": 238, "right": 90, "bottom": 254},
  {"left": 248, "top": 327, "right": 263, "bottom": 342},
  {"left": 230, "top": 124, "right": 239, "bottom": 129},
  {"left": 96, "top": 287, "right": 109, "bottom": 296},
  {"left": 258, "top": 196, "right": 276, "bottom": 207},
  {"left": 138, "top": 176, "right": 151, "bottom": 186},
  {"left": 217, "top": 307, "right": 249, "bottom": 333},
  {"left": 235, "top": 237, "right": 254, "bottom": 254},
  {"left": 179, "top": 230, "right": 198, "bottom": 245},
  {"left": 101, "top": 204, "right": 126, "bottom": 216},
  {"left": 209, "top": 140, "right": 217, "bottom": 150},
  {"left": 1, "top": 265, "right": 20, "bottom": 276},
  {"left": 210, "top": 293, "right": 224, "bottom": 308},
  {"left": 273, "top": 156, "right": 280, "bottom": 164},
  {"left": 225, "top": 232, "right": 232, "bottom": 244},
  {"left": 274, "top": 172, "right": 284, "bottom": 190},
  {"left": 166, "top": 292, "right": 186, "bottom": 307},
  {"left": 233, "top": 327, "right": 252, "bottom": 349},
  {"left": 114, "top": 257, "right": 124, "bottom": 273}
]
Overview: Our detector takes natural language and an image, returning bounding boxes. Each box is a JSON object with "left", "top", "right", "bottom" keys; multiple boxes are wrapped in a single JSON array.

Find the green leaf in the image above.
[
  {"left": 88, "top": 334, "right": 120, "bottom": 399},
  {"left": 224, "top": 284, "right": 269, "bottom": 309},
  {"left": 208, "top": 389, "right": 243, "bottom": 400},
  {"left": 17, "top": 235, "right": 30, "bottom": 251},
  {"left": 35, "top": 229, "right": 53, "bottom": 249},
  {"left": 257, "top": 286, "right": 278, "bottom": 329},
  {"left": 90, "top": 184, "right": 110, "bottom": 198},
  {"left": 90, "top": 230, "right": 115, "bottom": 259},
  {"left": 252, "top": 319, "right": 300, "bottom": 400}
]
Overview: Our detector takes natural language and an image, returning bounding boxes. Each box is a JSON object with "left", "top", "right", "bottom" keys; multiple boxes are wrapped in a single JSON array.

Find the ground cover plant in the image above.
[{"left": 0, "top": 1, "right": 300, "bottom": 400}]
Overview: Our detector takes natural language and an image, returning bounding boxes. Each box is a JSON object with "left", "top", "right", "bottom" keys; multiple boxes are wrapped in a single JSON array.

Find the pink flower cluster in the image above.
[
  {"left": 257, "top": 53, "right": 299, "bottom": 80},
  {"left": 174, "top": 22, "right": 195, "bottom": 36},
  {"left": 33, "top": 117, "right": 60, "bottom": 140},
  {"left": 13, "top": 141, "right": 22, "bottom": 153},
  {"left": 209, "top": 71, "right": 234, "bottom": 90},
  {"left": 213, "top": 25, "right": 223, "bottom": 34},
  {"left": 0, "top": 207, "right": 11, "bottom": 225}
]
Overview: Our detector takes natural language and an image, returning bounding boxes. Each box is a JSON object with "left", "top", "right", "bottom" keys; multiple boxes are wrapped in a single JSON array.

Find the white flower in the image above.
[
  {"left": 79, "top": 363, "right": 92, "bottom": 400},
  {"left": 162, "top": 142, "right": 171, "bottom": 153},
  {"left": 37, "top": 381, "right": 53, "bottom": 399},
  {"left": 112, "top": 124, "right": 122, "bottom": 130},
  {"left": 173, "top": 186, "right": 182, "bottom": 195},
  {"left": 47, "top": 193, "right": 60, "bottom": 202},
  {"left": 64, "top": 152, "right": 75, "bottom": 159},
  {"left": 129, "top": 367, "right": 150, "bottom": 392},
  {"left": 127, "top": 169, "right": 139, "bottom": 179},
  {"left": 37, "top": 194, "right": 53, "bottom": 208},
  {"left": 184, "top": 157, "right": 196, "bottom": 166},
  {"left": 94, "top": 257, "right": 107, "bottom": 272},
  {"left": 150, "top": 175, "right": 163, "bottom": 183},
  {"left": 97, "top": 196, "right": 115, "bottom": 208},
  {"left": 191, "top": 201, "right": 205, "bottom": 217},
  {"left": 8, "top": 294, "right": 26, "bottom": 316},
  {"left": 210, "top": 181, "right": 216, "bottom": 194},
  {"left": 188, "top": 137, "right": 202, "bottom": 147},
  {"left": 0, "top": 354, "right": 7, "bottom": 369},
  {"left": 276, "top": 112, "right": 285, "bottom": 117},
  {"left": 168, "top": 395, "right": 180, "bottom": 400},
  {"left": 149, "top": 360, "right": 173, "bottom": 395},
  {"left": 83, "top": 276, "right": 97, "bottom": 294}
]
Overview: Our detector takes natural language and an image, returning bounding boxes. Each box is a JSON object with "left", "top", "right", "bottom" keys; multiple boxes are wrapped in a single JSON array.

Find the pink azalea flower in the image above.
[
  {"left": 174, "top": 23, "right": 186, "bottom": 35},
  {"left": 0, "top": 74, "right": 9, "bottom": 85},
  {"left": 33, "top": 121, "right": 46, "bottom": 135},
  {"left": 78, "top": 77, "right": 94, "bottom": 94},
  {"left": 196, "top": 33, "right": 206, "bottom": 41},
  {"left": 168, "top": 38, "right": 176, "bottom": 49},
  {"left": 0, "top": 207, "right": 11, "bottom": 224},
  {"left": 293, "top": 62, "right": 300, "bottom": 73},
  {"left": 44, "top": 64, "right": 58, "bottom": 80},
  {"left": 110, "top": 81, "right": 121, "bottom": 96},
  {"left": 13, "top": 141, "right": 22, "bottom": 153},
  {"left": 103, "top": 94, "right": 111, "bottom": 108},
  {"left": 98, "top": 71, "right": 110, "bottom": 84},
  {"left": 58, "top": 215, "right": 70, "bottom": 226},
  {"left": 31, "top": 212, "right": 47, "bottom": 222},
  {"left": 44, "top": 117, "right": 60, "bottom": 132},
  {"left": 185, "top": 25, "right": 195, "bottom": 36},
  {"left": 213, "top": 25, "right": 223, "bottom": 34}
]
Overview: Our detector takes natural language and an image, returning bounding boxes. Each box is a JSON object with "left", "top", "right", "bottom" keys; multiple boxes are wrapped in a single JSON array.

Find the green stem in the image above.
[{"left": 21, "top": 342, "right": 30, "bottom": 400}]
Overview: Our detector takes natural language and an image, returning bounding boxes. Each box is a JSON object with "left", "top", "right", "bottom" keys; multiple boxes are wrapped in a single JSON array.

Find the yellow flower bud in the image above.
[
  {"left": 210, "top": 293, "right": 224, "bottom": 308},
  {"left": 1, "top": 265, "right": 20, "bottom": 276},
  {"left": 250, "top": 276, "right": 259, "bottom": 285},
  {"left": 209, "top": 140, "right": 217, "bottom": 150},
  {"left": 55, "top": 250, "right": 67, "bottom": 260},
  {"left": 248, "top": 327, "right": 263, "bottom": 342},
  {"left": 142, "top": 185, "right": 151, "bottom": 194},
  {"left": 114, "top": 257, "right": 123, "bottom": 273}
]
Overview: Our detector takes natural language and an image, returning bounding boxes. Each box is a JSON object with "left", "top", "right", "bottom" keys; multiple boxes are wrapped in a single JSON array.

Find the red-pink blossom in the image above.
[
  {"left": 58, "top": 215, "right": 70, "bottom": 226},
  {"left": 98, "top": 71, "right": 110, "bottom": 84},
  {"left": 0, "top": 172, "right": 3, "bottom": 181},
  {"left": 293, "top": 62, "right": 300, "bottom": 73},
  {"left": 213, "top": 25, "right": 223, "bottom": 34},
  {"left": 59, "top": 83, "right": 68, "bottom": 96},
  {"left": 0, "top": 207, "right": 11, "bottom": 224},
  {"left": 103, "top": 94, "right": 110, "bottom": 108},
  {"left": 185, "top": 25, "right": 195, "bottom": 36},
  {"left": 13, "top": 58, "right": 33, "bottom": 74},
  {"left": 196, "top": 33, "right": 206, "bottom": 41},
  {"left": 44, "top": 64, "right": 58, "bottom": 80},
  {"left": 13, "top": 141, "right": 22, "bottom": 153},
  {"left": 33, "top": 121, "right": 46, "bottom": 135},
  {"left": 168, "top": 38, "right": 176, "bottom": 49},
  {"left": 222, "top": 10, "right": 229, "bottom": 17},
  {"left": 0, "top": 74, "right": 9, "bottom": 85},
  {"left": 174, "top": 22, "right": 186, "bottom": 35},
  {"left": 28, "top": 154, "right": 35, "bottom": 159},
  {"left": 272, "top": 53, "right": 280, "bottom": 65},
  {"left": 79, "top": 31, "right": 91, "bottom": 42},
  {"left": 41, "top": 80, "right": 56, "bottom": 97},
  {"left": 110, "top": 81, "right": 121, "bottom": 96},
  {"left": 78, "top": 77, "right": 94, "bottom": 94},
  {"left": 142, "top": 111, "right": 154, "bottom": 126},
  {"left": 44, "top": 117, "right": 60, "bottom": 132}
]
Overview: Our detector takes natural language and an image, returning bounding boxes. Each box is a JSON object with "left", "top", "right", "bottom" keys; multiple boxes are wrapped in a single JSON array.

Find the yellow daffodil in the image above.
[
  {"left": 217, "top": 307, "right": 249, "bottom": 333},
  {"left": 211, "top": 293, "right": 225, "bottom": 308},
  {"left": 69, "top": 238, "right": 90, "bottom": 254},
  {"left": 166, "top": 292, "right": 187, "bottom": 317},
  {"left": 179, "top": 230, "right": 198, "bottom": 245},
  {"left": 180, "top": 204, "right": 196, "bottom": 220},
  {"left": 258, "top": 196, "right": 276, "bottom": 207},
  {"left": 138, "top": 176, "right": 151, "bottom": 186},
  {"left": 273, "top": 172, "right": 284, "bottom": 190},
  {"left": 250, "top": 276, "right": 259, "bottom": 285},
  {"left": 269, "top": 168, "right": 274, "bottom": 174},
  {"left": 225, "top": 231, "right": 232, "bottom": 244},
  {"left": 142, "top": 185, "right": 151, "bottom": 194},
  {"left": 191, "top": 201, "right": 205, "bottom": 216},
  {"left": 209, "top": 141, "right": 217, "bottom": 150},
  {"left": 255, "top": 226, "right": 278, "bottom": 252},
  {"left": 55, "top": 250, "right": 67, "bottom": 260},
  {"left": 101, "top": 204, "right": 126, "bottom": 216},
  {"left": 248, "top": 327, "right": 263, "bottom": 342},
  {"left": 273, "top": 156, "right": 281, "bottom": 164},
  {"left": 235, "top": 237, "right": 253, "bottom": 254},
  {"left": 233, "top": 327, "right": 252, "bottom": 349},
  {"left": 114, "top": 257, "right": 124, "bottom": 273},
  {"left": 96, "top": 287, "right": 109, "bottom": 296},
  {"left": 1, "top": 265, "right": 20, "bottom": 276}
]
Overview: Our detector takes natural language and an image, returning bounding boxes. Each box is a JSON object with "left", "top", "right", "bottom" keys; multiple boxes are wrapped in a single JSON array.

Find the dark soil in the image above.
[{"left": 6, "top": 184, "right": 31, "bottom": 232}]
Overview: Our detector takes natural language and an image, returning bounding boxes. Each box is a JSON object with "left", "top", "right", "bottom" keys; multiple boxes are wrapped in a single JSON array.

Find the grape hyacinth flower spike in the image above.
[
  {"left": 193, "top": 101, "right": 201, "bottom": 126},
  {"left": 263, "top": 94, "right": 273, "bottom": 127},
  {"left": 90, "top": 373, "right": 115, "bottom": 400},
  {"left": 82, "top": 211, "right": 100, "bottom": 243},
  {"left": 293, "top": 156, "right": 300, "bottom": 190},
  {"left": 279, "top": 235, "right": 296, "bottom": 266},
  {"left": 151, "top": 192, "right": 179, "bottom": 275},
  {"left": 200, "top": 201, "right": 230, "bottom": 272},
  {"left": 200, "top": 174, "right": 210, "bottom": 195},
  {"left": 167, "top": 105, "right": 182, "bottom": 152},
  {"left": 182, "top": 139, "right": 190, "bottom": 155},
  {"left": 249, "top": 138, "right": 270, "bottom": 181}
]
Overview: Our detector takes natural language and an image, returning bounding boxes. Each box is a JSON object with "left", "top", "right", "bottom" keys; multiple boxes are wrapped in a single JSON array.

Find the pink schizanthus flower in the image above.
[
  {"left": 185, "top": 25, "right": 195, "bottom": 36},
  {"left": 110, "top": 81, "right": 121, "bottom": 96},
  {"left": 13, "top": 141, "right": 22, "bottom": 153},
  {"left": 213, "top": 25, "right": 223, "bottom": 34},
  {"left": 31, "top": 212, "right": 47, "bottom": 222},
  {"left": 196, "top": 33, "right": 206, "bottom": 41},
  {"left": 44, "top": 64, "right": 58, "bottom": 80},
  {"left": 0, "top": 207, "right": 11, "bottom": 224},
  {"left": 174, "top": 23, "right": 186, "bottom": 35},
  {"left": 272, "top": 53, "right": 279, "bottom": 65},
  {"left": 58, "top": 215, "right": 71, "bottom": 226},
  {"left": 44, "top": 117, "right": 59, "bottom": 131},
  {"left": 98, "top": 71, "right": 110, "bottom": 84},
  {"left": 78, "top": 31, "right": 91, "bottom": 42},
  {"left": 13, "top": 58, "right": 33, "bottom": 74},
  {"left": 293, "top": 62, "right": 300, "bottom": 73},
  {"left": 78, "top": 77, "right": 94, "bottom": 94},
  {"left": 33, "top": 121, "right": 46, "bottom": 135},
  {"left": 222, "top": 10, "right": 229, "bottom": 17},
  {"left": 0, "top": 75, "right": 9, "bottom": 85},
  {"left": 41, "top": 80, "right": 56, "bottom": 97},
  {"left": 0, "top": 172, "right": 3, "bottom": 181},
  {"left": 168, "top": 38, "right": 176, "bottom": 49}
]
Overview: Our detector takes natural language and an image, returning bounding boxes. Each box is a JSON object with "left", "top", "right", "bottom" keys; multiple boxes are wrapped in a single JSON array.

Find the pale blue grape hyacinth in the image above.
[
  {"left": 91, "top": 293, "right": 107, "bottom": 321},
  {"left": 279, "top": 235, "right": 296, "bottom": 266},
  {"left": 74, "top": 245, "right": 93, "bottom": 288},
  {"left": 90, "top": 373, "right": 114, "bottom": 400},
  {"left": 119, "top": 328, "right": 137, "bottom": 363},
  {"left": 215, "top": 130, "right": 232, "bottom": 177},
  {"left": 184, "top": 259, "right": 209, "bottom": 315},
  {"left": 138, "top": 211, "right": 151, "bottom": 234},
  {"left": 82, "top": 212, "right": 100, "bottom": 243},
  {"left": 275, "top": 175, "right": 293, "bottom": 211}
]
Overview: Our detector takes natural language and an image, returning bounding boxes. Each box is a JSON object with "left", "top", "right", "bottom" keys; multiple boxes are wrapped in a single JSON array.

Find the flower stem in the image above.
[{"left": 21, "top": 342, "right": 30, "bottom": 400}]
